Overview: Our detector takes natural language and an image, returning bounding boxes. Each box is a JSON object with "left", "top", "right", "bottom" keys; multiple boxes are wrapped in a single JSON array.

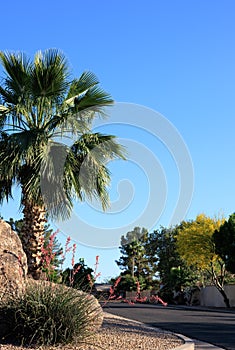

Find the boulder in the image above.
[{"left": 0, "top": 220, "right": 28, "bottom": 302}]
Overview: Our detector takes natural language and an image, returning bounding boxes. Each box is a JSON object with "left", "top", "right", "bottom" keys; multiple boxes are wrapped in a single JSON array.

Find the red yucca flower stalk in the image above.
[
  {"left": 156, "top": 296, "right": 168, "bottom": 307},
  {"left": 86, "top": 256, "right": 102, "bottom": 292},
  {"left": 71, "top": 243, "right": 76, "bottom": 268},
  {"left": 61, "top": 236, "right": 72, "bottom": 260},
  {"left": 114, "top": 276, "right": 122, "bottom": 288},
  {"left": 60, "top": 236, "right": 72, "bottom": 273},
  {"left": 93, "top": 255, "right": 101, "bottom": 280},
  {"left": 109, "top": 276, "right": 122, "bottom": 298},
  {"left": 39, "top": 230, "right": 60, "bottom": 280},
  {"left": 65, "top": 236, "right": 71, "bottom": 250},
  {"left": 102, "top": 276, "right": 122, "bottom": 306},
  {"left": 73, "top": 264, "right": 81, "bottom": 275},
  {"left": 69, "top": 243, "right": 83, "bottom": 286},
  {"left": 87, "top": 274, "right": 93, "bottom": 288}
]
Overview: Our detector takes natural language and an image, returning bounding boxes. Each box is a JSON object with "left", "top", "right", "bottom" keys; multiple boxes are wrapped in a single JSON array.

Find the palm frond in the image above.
[
  {"left": 39, "top": 141, "right": 73, "bottom": 220},
  {"left": 65, "top": 133, "right": 126, "bottom": 210},
  {"left": 0, "top": 104, "right": 9, "bottom": 114},
  {"left": 0, "top": 86, "right": 18, "bottom": 105},
  {"left": 64, "top": 72, "right": 113, "bottom": 125},
  {"left": 0, "top": 178, "right": 14, "bottom": 203},
  {"left": 72, "top": 133, "right": 127, "bottom": 161},
  {"left": 65, "top": 85, "right": 113, "bottom": 111},
  {"left": 43, "top": 113, "right": 90, "bottom": 137},
  {"left": 66, "top": 71, "right": 99, "bottom": 100},
  {"left": 0, "top": 133, "right": 15, "bottom": 202},
  {"left": 0, "top": 133, "right": 20, "bottom": 201},
  {"left": 32, "top": 49, "right": 69, "bottom": 99},
  {"left": 0, "top": 51, "right": 31, "bottom": 104}
]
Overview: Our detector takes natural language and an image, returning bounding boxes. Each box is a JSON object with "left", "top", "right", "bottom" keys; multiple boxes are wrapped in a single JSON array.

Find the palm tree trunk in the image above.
[{"left": 21, "top": 198, "right": 47, "bottom": 279}]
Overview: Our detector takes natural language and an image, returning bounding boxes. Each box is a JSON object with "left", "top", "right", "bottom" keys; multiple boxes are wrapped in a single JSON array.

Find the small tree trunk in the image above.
[
  {"left": 211, "top": 268, "right": 230, "bottom": 308},
  {"left": 131, "top": 256, "right": 135, "bottom": 278},
  {"left": 218, "top": 288, "right": 230, "bottom": 308},
  {"left": 21, "top": 198, "right": 47, "bottom": 280}
]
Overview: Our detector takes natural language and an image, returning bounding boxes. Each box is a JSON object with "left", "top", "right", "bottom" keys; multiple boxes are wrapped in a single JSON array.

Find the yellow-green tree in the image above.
[{"left": 176, "top": 214, "right": 230, "bottom": 307}]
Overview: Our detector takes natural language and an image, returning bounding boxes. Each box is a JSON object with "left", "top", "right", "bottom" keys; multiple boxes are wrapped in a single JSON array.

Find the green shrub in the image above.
[
  {"left": 158, "top": 285, "right": 174, "bottom": 304},
  {"left": 0, "top": 280, "right": 102, "bottom": 346}
]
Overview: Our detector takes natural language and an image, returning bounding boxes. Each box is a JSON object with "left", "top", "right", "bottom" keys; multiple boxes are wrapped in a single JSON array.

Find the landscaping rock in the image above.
[{"left": 0, "top": 220, "right": 28, "bottom": 302}]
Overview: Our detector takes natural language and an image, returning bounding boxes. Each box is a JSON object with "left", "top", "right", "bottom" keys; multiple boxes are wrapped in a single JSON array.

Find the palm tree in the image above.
[{"left": 0, "top": 49, "right": 125, "bottom": 279}]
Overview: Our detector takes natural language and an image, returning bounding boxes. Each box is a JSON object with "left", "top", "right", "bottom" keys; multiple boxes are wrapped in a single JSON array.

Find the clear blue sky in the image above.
[{"left": 1, "top": 0, "right": 235, "bottom": 281}]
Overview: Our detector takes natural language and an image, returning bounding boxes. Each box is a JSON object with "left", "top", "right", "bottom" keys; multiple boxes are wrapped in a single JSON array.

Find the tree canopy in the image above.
[
  {"left": 176, "top": 214, "right": 231, "bottom": 307},
  {"left": 116, "top": 227, "right": 157, "bottom": 290},
  {"left": 147, "top": 226, "right": 198, "bottom": 290},
  {"left": 176, "top": 214, "right": 223, "bottom": 270},
  {"left": 213, "top": 213, "right": 235, "bottom": 274}
]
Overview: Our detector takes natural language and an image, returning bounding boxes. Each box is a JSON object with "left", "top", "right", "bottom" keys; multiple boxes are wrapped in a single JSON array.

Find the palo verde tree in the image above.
[
  {"left": 176, "top": 214, "right": 231, "bottom": 307},
  {"left": 0, "top": 49, "right": 125, "bottom": 278}
]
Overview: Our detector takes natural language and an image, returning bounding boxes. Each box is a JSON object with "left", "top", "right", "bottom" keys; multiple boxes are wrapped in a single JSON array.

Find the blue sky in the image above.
[{"left": 1, "top": 0, "right": 235, "bottom": 280}]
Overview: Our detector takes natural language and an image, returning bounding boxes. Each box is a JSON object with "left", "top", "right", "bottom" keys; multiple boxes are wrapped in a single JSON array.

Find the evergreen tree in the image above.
[
  {"left": 116, "top": 227, "right": 157, "bottom": 290},
  {"left": 147, "top": 226, "right": 198, "bottom": 290}
]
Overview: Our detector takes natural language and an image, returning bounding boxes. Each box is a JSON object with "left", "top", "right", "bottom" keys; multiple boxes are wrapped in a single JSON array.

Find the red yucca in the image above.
[
  {"left": 102, "top": 276, "right": 122, "bottom": 306},
  {"left": 39, "top": 231, "right": 59, "bottom": 280},
  {"left": 93, "top": 255, "right": 101, "bottom": 280}
]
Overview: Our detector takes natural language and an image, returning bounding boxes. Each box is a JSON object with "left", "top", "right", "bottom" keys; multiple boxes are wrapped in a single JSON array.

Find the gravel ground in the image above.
[{"left": 0, "top": 312, "right": 183, "bottom": 350}]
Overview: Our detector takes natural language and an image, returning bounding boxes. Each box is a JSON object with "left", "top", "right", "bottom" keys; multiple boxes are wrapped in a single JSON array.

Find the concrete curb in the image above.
[
  {"left": 104, "top": 312, "right": 195, "bottom": 349},
  {"left": 173, "top": 334, "right": 195, "bottom": 350},
  {"left": 193, "top": 339, "right": 225, "bottom": 349}
]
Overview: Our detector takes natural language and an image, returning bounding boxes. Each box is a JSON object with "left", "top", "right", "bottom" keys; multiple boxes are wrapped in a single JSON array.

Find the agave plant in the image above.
[{"left": 0, "top": 49, "right": 125, "bottom": 278}]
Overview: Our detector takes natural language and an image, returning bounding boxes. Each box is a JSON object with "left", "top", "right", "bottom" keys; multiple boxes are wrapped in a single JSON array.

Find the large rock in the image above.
[{"left": 0, "top": 220, "right": 28, "bottom": 302}]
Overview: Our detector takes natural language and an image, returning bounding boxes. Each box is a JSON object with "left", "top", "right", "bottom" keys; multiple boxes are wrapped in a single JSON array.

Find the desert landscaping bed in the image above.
[{"left": 0, "top": 312, "right": 183, "bottom": 350}]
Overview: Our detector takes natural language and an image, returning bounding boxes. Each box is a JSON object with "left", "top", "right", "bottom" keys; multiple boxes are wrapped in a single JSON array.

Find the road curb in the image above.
[
  {"left": 104, "top": 312, "right": 195, "bottom": 349},
  {"left": 173, "top": 334, "right": 195, "bottom": 349}
]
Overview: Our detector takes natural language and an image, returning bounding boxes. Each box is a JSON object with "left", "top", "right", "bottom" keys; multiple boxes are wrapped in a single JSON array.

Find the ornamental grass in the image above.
[{"left": 0, "top": 280, "right": 101, "bottom": 346}]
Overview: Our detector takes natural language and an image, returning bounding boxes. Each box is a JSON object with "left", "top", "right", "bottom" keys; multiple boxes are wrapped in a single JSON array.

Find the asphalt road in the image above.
[{"left": 103, "top": 303, "right": 235, "bottom": 350}]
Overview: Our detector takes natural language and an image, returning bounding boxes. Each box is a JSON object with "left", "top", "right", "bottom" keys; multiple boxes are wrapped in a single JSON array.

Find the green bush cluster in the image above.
[{"left": 0, "top": 281, "right": 100, "bottom": 346}]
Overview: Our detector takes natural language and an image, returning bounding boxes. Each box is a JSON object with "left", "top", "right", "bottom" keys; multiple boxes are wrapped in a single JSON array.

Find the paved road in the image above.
[{"left": 103, "top": 303, "right": 235, "bottom": 350}]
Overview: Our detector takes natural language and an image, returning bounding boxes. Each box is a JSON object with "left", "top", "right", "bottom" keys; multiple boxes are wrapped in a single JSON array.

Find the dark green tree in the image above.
[
  {"left": 148, "top": 226, "right": 198, "bottom": 290},
  {"left": 109, "top": 273, "right": 145, "bottom": 293},
  {"left": 213, "top": 213, "right": 235, "bottom": 274},
  {"left": 62, "top": 258, "right": 93, "bottom": 291}
]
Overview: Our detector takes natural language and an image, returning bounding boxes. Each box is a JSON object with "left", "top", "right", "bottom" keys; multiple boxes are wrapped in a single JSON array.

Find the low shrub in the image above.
[{"left": 0, "top": 280, "right": 102, "bottom": 346}]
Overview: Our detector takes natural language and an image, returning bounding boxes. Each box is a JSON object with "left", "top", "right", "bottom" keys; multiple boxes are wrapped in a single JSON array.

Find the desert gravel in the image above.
[{"left": 0, "top": 312, "right": 183, "bottom": 350}]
